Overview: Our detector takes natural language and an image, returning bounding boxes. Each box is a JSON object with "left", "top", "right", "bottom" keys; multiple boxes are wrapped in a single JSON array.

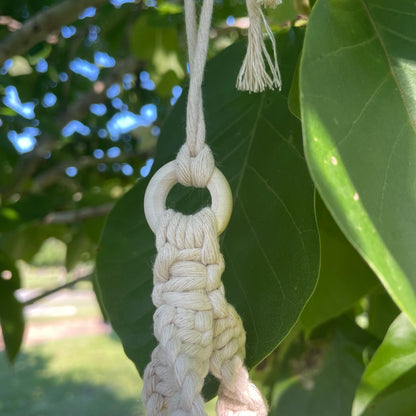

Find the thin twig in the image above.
[
  {"left": 0, "top": 0, "right": 108, "bottom": 67},
  {"left": 43, "top": 202, "right": 115, "bottom": 224},
  {"left": 1, "top": 58, "right": 143, "bottom": 199},
  {"left": 33, "top": 148, "right": 153, "bottom": 191},
  {"left": 23, "top": 273, "right": 92, "bottom": 306},
  {"left": 58, "top": 57, "right": 143, "bottom": 126}
]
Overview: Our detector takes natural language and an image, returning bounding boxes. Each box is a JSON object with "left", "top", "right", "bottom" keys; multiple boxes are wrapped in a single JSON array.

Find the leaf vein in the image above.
[
  {"left": 378, "top": 124, "right": 405, "bottom": 224},
  {"left": 238, "top": 198, "right": 285, "bottom": 298},
  {"left": 210, "top": 102, "right": 258, "bottom": 147},
  {"left": 248, "top": 164, "right": 304, "bottom": 236},
  {"left": 359, "top": 0, "right": 416, "bottom": 136},
  {"left": 320, "top": 35, "right": 377, "bottom": 58},
  {"left": 260, "top": 116, "right": 305, "bottom": 160},
  {"left": 232, "top": 94, "right": 266, "bottom": 205},
  {"left": 338, "top": 73, "right": 390, "bottom": 146},
  {"left": 369, "top": 4, "right": 416, "bottom": 17},
  {"left": 377, "top": 23, "right": 416, "bottom": 45}
]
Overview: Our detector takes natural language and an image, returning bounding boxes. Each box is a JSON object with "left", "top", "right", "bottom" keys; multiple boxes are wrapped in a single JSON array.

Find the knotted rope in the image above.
[{"left": 142, "top": 0, "right": 272, "bottom": 414}]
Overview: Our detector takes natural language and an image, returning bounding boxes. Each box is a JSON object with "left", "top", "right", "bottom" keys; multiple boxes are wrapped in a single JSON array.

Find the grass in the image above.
[
  {"left": 0, "top": 333, "right": 217, "bottom": 416},
  {"left": 0, "top": 334, "right": 144, "bottom": 416},
  {"left": 4, "top": 249, "right": 218, "bottom": 416}
]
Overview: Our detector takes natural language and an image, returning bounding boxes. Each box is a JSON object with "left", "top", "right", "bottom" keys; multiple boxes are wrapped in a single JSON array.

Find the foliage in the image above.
[{"left": 1, "top": 0, "right": 416, "bottom": 414}]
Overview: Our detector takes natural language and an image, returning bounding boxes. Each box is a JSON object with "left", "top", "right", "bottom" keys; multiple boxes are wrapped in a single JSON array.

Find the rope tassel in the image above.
[{"left": 236, "top": 0, "right": 282, "bottom": 93}]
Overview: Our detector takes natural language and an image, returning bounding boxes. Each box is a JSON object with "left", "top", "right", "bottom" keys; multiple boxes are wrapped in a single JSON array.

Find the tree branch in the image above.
[
  {"left": 1, "top": 57, "right": 143, "bottom": 199},
  {"left": 43, "top": 202, "right": 115, "bottom": 224},
  {"left": 33, "top": 149, "right": 153, "bottom": 191},
  {"left": 58, "top": 57, "right": 143, "bottom": 126},
  {"left": 23, "top": 273, "right": 92, "bottom": 306},
  {"left": 0, "top": 0, "right": 109, "bottom": 67}
]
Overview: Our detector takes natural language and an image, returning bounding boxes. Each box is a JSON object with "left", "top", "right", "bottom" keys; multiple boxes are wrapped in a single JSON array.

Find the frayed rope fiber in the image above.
[{"left": 236, "top": 0, "right": 282, "bottom": 92}]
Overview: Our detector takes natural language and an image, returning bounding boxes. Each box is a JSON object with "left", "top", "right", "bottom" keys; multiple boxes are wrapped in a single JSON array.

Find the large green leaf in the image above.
[
  {"left": 300, "top": 0, "right": 416, "bottom": 325},
  {"left": 97, "top": 28, "right": 319, "bottom": 395},
  {"left": 352, "top": 313, "right": 416, "bottom": 416},
  {"left": 272, "top": 318, "right": 374, "bottom": 416},
  {"left": 300, "top": 195, "right": 379, "bottom": 333},
  {"left": 360, "top": 368, "right": 416, "bottom": 416}
]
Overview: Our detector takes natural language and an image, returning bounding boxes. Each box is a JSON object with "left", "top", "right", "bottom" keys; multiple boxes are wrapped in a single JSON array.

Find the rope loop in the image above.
[{"left": 176, "top": 143, "right": 215, "bottom": 188}]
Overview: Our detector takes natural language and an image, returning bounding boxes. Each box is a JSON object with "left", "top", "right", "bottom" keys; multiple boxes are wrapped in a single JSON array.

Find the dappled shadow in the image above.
[{"left": 0, "top": 348, "right": 144, "bottom": 416}]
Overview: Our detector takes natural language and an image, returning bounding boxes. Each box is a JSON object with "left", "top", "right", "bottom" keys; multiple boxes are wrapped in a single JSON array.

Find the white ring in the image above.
[{"left": 144, "top": 161, "right": 232, "bottom": 235}]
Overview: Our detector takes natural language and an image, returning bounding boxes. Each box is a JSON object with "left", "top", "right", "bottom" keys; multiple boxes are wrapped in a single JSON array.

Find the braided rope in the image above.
[{"left": 142, "top": 208, "right": 267, "bottom": 415}]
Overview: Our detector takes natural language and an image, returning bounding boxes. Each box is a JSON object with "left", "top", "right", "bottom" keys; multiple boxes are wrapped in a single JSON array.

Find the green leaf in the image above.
[
  {"left": 0, "top": 208, "right": 21, "bottom": 233},
  {"left": 0, "top": 252, "right": 24, "bottom": 363},
  {"left": 66, "top": 228, "right": 94, "bottom": 271},
  {"left": 288, "top": 54, "right": 301, "bottom": 120},
  {"left": 130, "top": 15, "right": 159, "bottom": 62},
  {"left": 360, "top": 368, "right": 416, "bottom": 416},
  {"left": 155, "top": 70, "right": 181, "bottom": 98},
  {"left": 367, "top": 289, "right": 400, "bottom": 340},
  {"left": 130, "top": 13, "right": 184, "bottom": 82},
  {"left": 300, "top": 195, "right": 379, "bottom": 333},
  {"left": 269, "top": 0, "right": 298, "bottom": 25},
  {"left": 272, "top": 318, "right": 374, "bottom": 416},
  {"left": 300, "top": 0, "right": 416, "bottom": 325},
  {"left": 0, "top": 223, "right": 66, "bottom": 263},
  {"left": 352, "top": 313, "right": 416, "bottom": 416},
  {"left": 97, "top": 28, "right": 319, "bottom": 397}
]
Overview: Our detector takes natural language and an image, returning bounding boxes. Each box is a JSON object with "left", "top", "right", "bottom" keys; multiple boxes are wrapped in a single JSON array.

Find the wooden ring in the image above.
[{"left": 144, "top": 161, "right": 233, "bottom": 235}]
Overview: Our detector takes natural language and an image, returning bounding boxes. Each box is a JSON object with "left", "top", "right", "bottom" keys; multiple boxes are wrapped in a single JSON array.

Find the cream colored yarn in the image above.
[
  {"left": 236, "top": 0, "right": 282, "bottom": 92},
  {"left": 142, "top": 0, "right": 271, "bottom": 413},
  {"left": 142, "top": 207, "right": 268, "bottom": 415}
]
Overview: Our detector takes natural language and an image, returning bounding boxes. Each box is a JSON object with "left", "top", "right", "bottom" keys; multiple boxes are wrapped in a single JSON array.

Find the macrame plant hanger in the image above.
[{"left": 142, "top": 0, "right": 281, "bottom": 413}]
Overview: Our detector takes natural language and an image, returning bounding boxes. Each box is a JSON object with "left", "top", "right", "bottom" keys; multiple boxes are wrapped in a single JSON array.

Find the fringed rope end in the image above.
[
  {"left": 216, "top": 366, "right": 268, "bottom": 416},
  {"left": 236, "top": 0, "right": 282, "bottom": 93}
]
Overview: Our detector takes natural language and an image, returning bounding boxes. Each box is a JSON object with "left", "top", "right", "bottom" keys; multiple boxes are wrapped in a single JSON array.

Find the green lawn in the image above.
[
  {"left": 0, "top": 334, "right": 144, "bottom": 416},
  {"left": 0, "top": 333, "right": 218, "bottom": 416},
  {"left": 3, "top": 255, "right": 217, "bottom": 416}
]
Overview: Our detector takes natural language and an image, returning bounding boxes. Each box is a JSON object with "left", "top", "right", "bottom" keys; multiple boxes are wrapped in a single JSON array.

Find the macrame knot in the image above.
[
  {"left": 143, "top": 207, "right": 268, "bottom": 416},
  {"left": 176, "top": 143, "right": 215, "bottom": 188}
]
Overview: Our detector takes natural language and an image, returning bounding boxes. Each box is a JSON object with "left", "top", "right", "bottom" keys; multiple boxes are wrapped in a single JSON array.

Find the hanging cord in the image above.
[
  {"left": 142, "top": 0, "right": 269, "bottom": 414},
  {"left": 176, "top": 0, "right": 216, "bottom": 188},
  {"left": 236, "top": 0, "right": 282, "bottom": 93}
]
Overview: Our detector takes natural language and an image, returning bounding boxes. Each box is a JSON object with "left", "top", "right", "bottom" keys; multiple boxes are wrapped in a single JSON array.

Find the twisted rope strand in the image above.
[{"left": 143, "top": 209, "right": 219, "bottom": 416}]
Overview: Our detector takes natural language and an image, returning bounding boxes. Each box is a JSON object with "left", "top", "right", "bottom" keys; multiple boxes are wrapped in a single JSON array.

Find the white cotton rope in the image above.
[
  {"left": 142, "top": 0, "right": 270, "bottom": 414},
  {"left": 236, "top": 0, "right": 282, "bottom": 93}
]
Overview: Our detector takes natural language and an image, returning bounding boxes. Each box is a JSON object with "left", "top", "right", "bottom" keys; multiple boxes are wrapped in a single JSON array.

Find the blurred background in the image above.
[{"left": 0, "top": 239, "right": 144, "bottom": 416}]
